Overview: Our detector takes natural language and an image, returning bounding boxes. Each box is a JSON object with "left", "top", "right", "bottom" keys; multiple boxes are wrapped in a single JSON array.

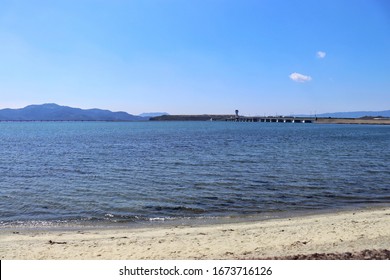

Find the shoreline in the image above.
[
  {"left": 2, "top": 117, "right": 390, "bottom": 125},
  {"left": 1, "top": 207, "right": 390, "bottom": 260},
  {"left": 2, "top": 204, "right": 386, "bottom": 231}
]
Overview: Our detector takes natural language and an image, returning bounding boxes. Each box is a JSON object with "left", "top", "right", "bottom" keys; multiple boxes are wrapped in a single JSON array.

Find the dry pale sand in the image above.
[{"left": 1, "top": 207, "right": 390, "bottom": 260}]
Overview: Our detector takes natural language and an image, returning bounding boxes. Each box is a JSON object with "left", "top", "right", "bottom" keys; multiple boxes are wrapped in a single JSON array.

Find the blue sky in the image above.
[{"left": 1, "top": 0, "right": 389, "bottom": 115}]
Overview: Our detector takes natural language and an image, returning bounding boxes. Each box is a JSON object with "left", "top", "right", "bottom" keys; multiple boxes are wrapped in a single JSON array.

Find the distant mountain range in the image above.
[
  {"left": 300, "top": 110, "right": 390, "bottom": 118},
  {"left": 0, "top": 103, "right": 148, "bottom": 121},
  {"left": 0, "top": 103, "right": 388, "bottom": 121}
]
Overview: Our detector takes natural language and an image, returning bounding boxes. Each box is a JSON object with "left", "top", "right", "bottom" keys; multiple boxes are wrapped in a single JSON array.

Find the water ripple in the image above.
[{"left": 0, "top": 122, "right": 389, "bottom": 226}]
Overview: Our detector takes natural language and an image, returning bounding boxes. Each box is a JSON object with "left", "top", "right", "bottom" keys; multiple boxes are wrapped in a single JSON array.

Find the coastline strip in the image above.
[{"left": 1, "top": 207, "right": 390, "bottom": 259}]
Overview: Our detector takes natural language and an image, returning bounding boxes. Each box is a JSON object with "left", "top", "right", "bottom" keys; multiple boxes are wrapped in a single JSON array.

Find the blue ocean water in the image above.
[{"left": 0, "top": 121, "right": 389, "bottom": 227}]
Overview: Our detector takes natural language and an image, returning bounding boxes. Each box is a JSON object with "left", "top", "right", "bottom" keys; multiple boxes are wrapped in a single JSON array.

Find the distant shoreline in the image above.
[
  {"left": 1, "top": 116, "right": 390, "bottom": 125},
  {"left": 150, "top": 115, "right": 390, "bottom": 125},
  {"left": 315, "top": 118, "right": 390, "bottom": 125}
]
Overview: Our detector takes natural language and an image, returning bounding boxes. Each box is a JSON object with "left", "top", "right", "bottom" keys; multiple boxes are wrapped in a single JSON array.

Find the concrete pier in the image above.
[{"left": 225, "top": 116, "right": 315, "bottom": 123}]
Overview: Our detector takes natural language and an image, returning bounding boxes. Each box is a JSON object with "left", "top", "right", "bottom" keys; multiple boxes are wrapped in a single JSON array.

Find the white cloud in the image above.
[
  {"left": 316, "top": 51, "right": 326, "bottom": 59},
  {"left": 289, "top": 72, "right": 312, "bottom": 83}
]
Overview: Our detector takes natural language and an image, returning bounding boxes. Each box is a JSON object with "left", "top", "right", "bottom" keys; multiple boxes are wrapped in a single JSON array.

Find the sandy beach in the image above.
[{"left": 1, "top": 207, "right": 390, "bottom": 260}]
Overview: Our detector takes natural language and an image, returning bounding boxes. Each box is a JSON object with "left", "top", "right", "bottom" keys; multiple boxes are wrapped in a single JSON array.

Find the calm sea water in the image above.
[{"left": 1, "top": 121, "right": 389, "bottom": 227}]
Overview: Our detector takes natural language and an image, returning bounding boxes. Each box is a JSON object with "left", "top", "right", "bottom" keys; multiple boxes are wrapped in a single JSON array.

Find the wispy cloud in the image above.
[
  {"left": 289, "top": 72, "right": 312, "bottom": 83},
  {"left": 316, "top": 51, "right": 326, "bottom": 59}
]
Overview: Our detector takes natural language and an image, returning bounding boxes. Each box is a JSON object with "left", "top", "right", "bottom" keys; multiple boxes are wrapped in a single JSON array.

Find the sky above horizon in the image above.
[{"left": 1, "top": 0, "right": 389, "bottom": 115}]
